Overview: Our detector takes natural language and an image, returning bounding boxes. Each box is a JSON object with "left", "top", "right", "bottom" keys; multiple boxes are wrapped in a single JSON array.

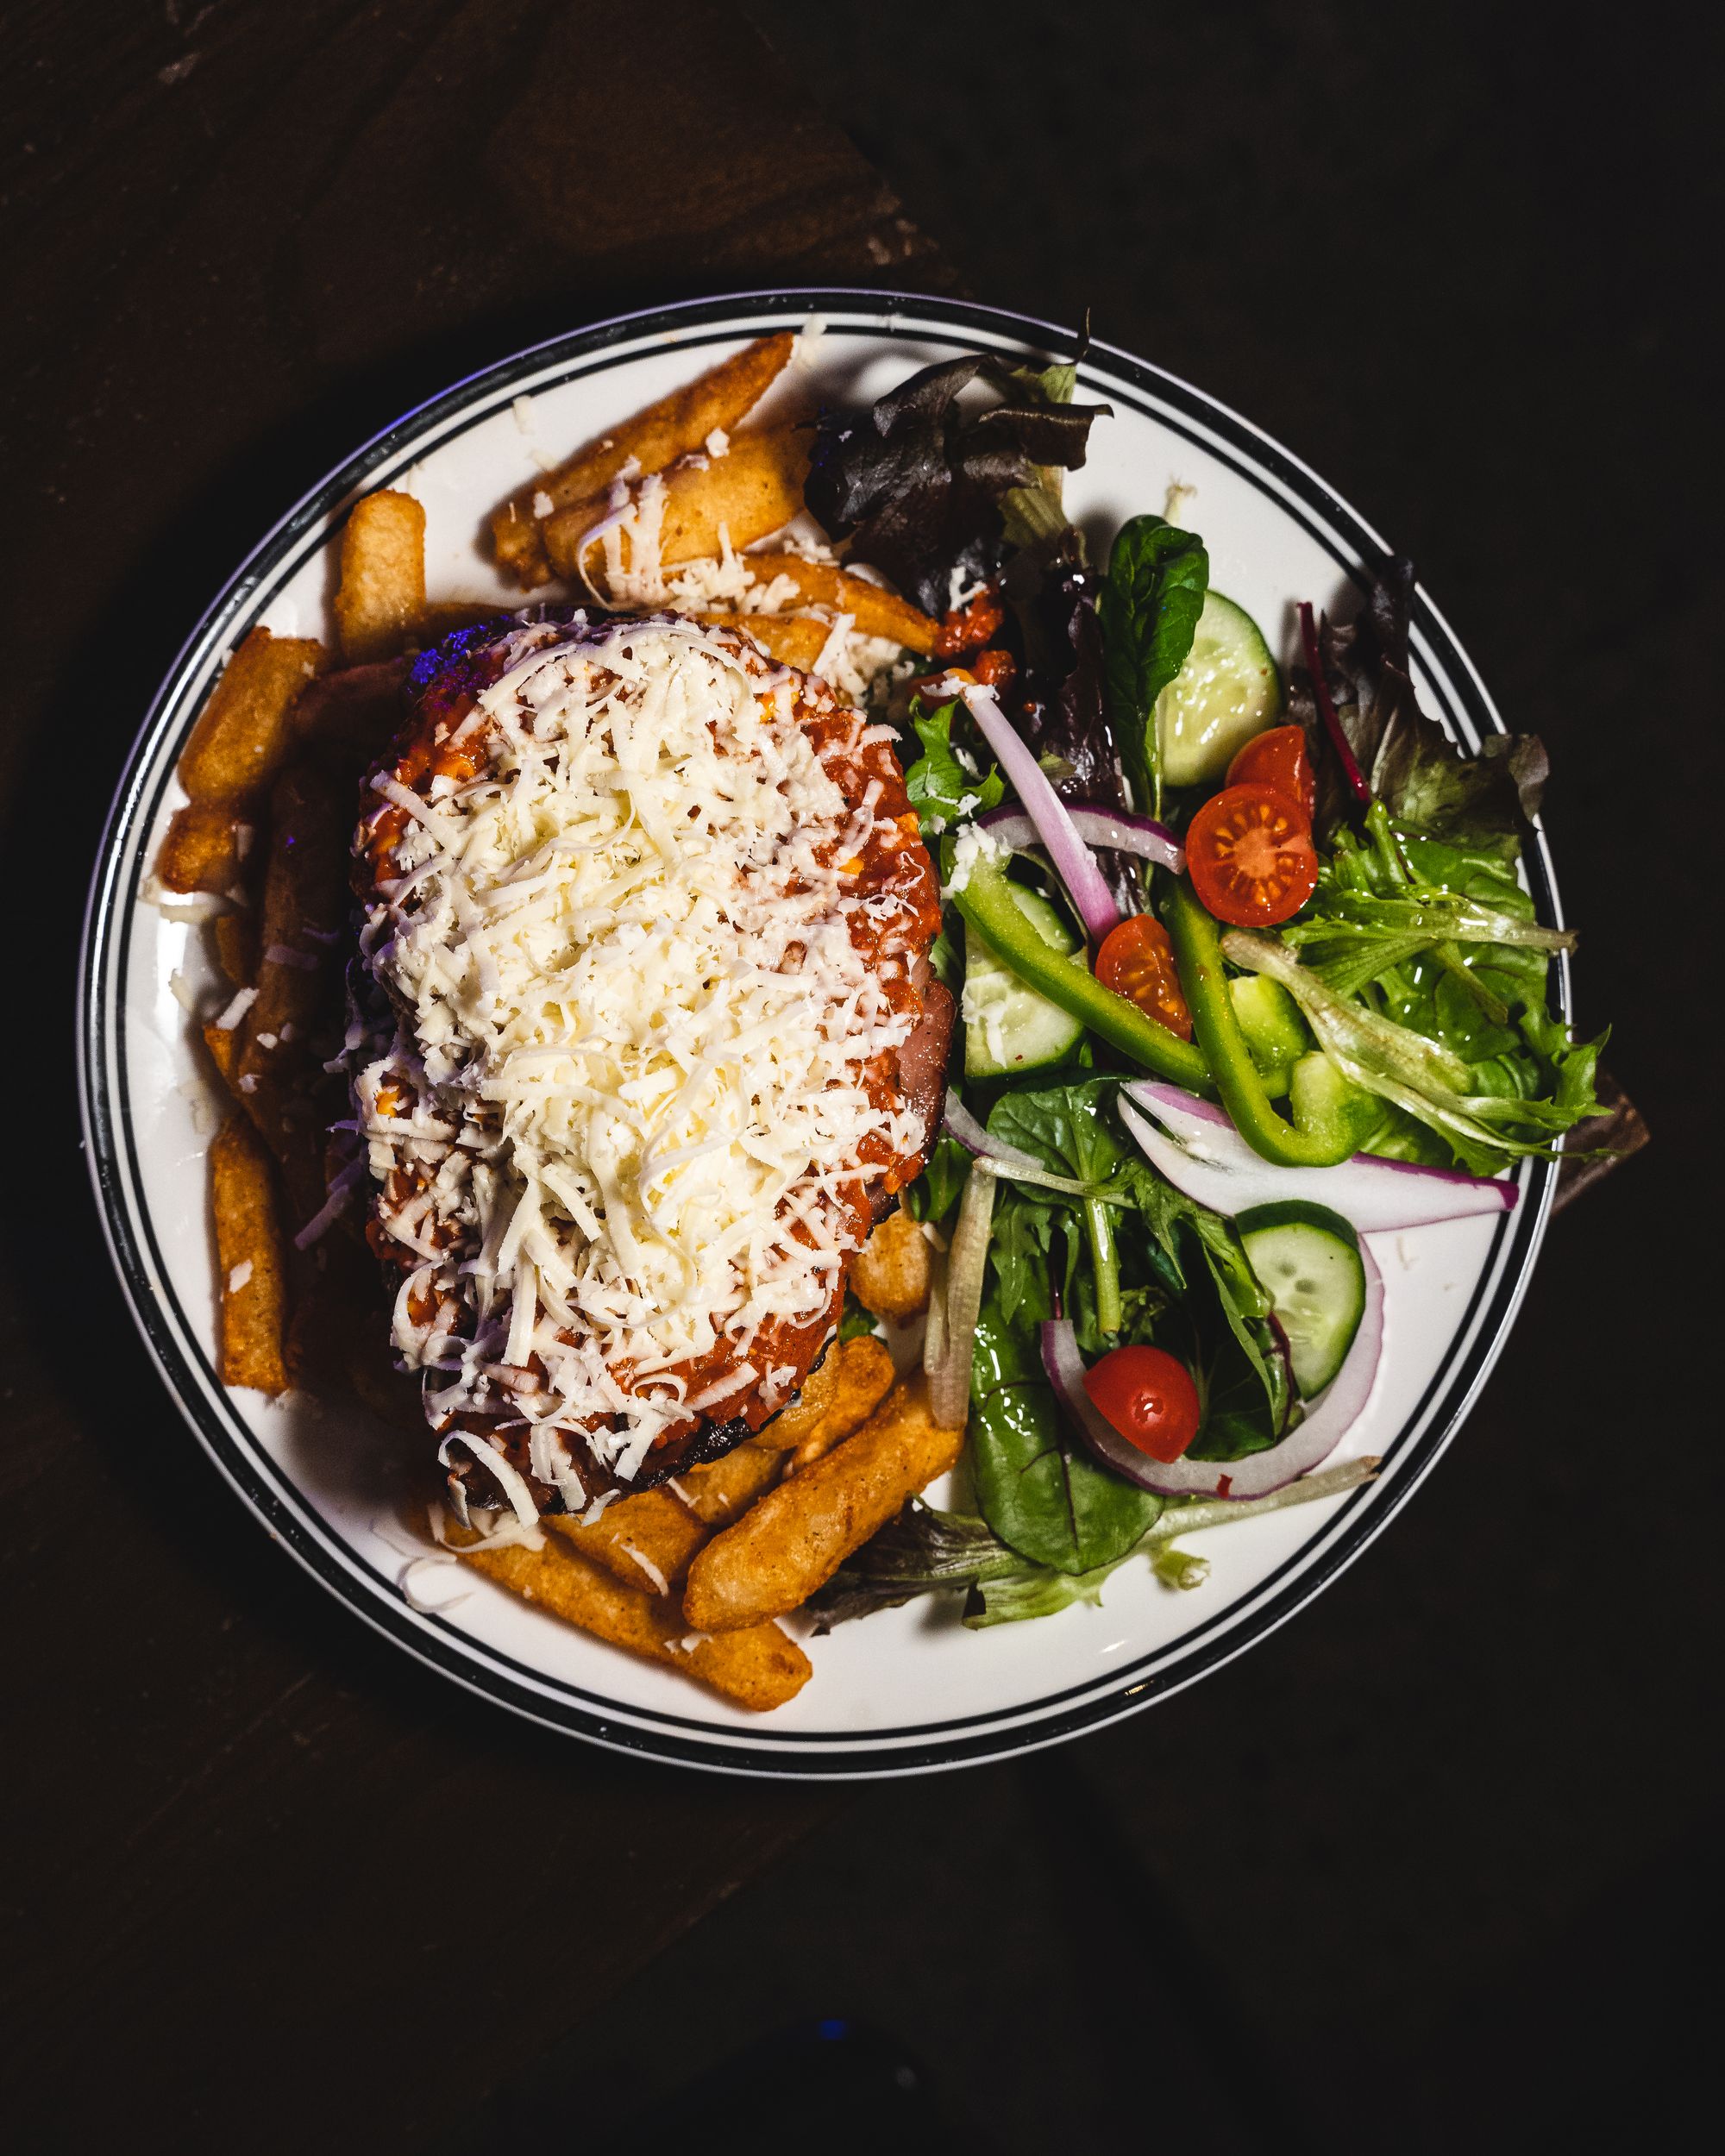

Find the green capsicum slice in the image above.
[{"left": 1164, "top": 877, "right": 1359, "bottom": 1167}]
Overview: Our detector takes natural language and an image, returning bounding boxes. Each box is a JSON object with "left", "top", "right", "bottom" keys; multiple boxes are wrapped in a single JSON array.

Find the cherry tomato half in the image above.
[
  {"left": 1084, "top": 1344, "right": 1202, "bottom": 1463},
  {"left": 1226, "top": 724, "right": 1316, "bottom": 826},
  {"left": 1095, "top": 912, "right": 1193, "bottom": 1040},
  {"left": 1186, "top": 782, "right": 1320, "bottom": 927}
]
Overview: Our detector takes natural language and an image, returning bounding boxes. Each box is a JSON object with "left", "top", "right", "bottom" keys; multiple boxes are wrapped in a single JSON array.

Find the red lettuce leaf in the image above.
[
  {"left": 805, "top": 352, "right": 1110, "bottom": 614},
  {"left": 1293, "top": 559, "right": 1549, "bottom": 844}
]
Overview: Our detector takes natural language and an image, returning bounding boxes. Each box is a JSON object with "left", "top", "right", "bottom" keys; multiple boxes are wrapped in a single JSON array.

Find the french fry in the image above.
[
  {"left": 676, "top": 1443, "right": 784, "bottom": 1526},
  {"left": 291, "top": 655, "right": 410, "bottom": 769},
  {"left": 682, "top": 1374, "right": 965, "bottom": 1633},
  {"left": 234, "top": 760, "right": 350, "bottom": 1206},
  {"left": 736, "top": 553, "right": 939, "bottom": 652},
  {"left": 784, "top": 1335, "right": 897, "bottom": 1477},
  {"left": 749, "top": 1349, "right": 843, "bottom": 1450},
  {"left": 545, "top": 426, "right": 811, "bottom": 586},
  {"left": 458, "top": 1531, "right": 811, "bottom": 1711},
  {"left": 850, "top": 1207, "right": 932, "bottom": 1320},
  {"left": 156, "top": 799, "right": 254, "bottom": 895},
  {"left": 175, "top": 628, "right": 324, "bottom": 807},
  {"left": 210, "top": 1115, "right": 289, "bottom": 1395},
  {"left": 214, "top": 911, "right": 257, "bottom": 987},
  {"left": 344, "top": 1321, "right": 426, "bottom": 1434},
  {"left": 692, "top": 611, "right": 831, "bottom": 672},
  {"left": 203, "top": 1016, "right": 242, "bottom": 1090},
  {"left": 284, "top": 1225, "right": 376, "bottom": 1398},
  {"left": 548, "top": 1488, "right": 707, "bottom": 1595},
  {"left": 680, "top": 1608, "right": 812, "bottom": 1713},
  {"left": 335, "top": 491, "right": 427, "bottom": 662},
  {"left": 491, "top": 332, "right": 796, "bottom": 587}
]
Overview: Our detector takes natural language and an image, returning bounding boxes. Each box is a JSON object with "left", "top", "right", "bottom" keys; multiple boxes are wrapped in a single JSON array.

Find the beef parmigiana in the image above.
[{"left": 351, "top": 612, "right": 950, "bottom": 1525}]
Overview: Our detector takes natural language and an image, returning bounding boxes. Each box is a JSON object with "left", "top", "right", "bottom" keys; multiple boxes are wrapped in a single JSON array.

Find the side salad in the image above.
[{"left": 801, "top": 342, "right": 1602, "bottom": 1629}]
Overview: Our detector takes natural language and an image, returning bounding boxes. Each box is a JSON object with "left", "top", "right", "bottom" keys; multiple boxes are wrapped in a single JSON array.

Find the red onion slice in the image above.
[
  {"left": 938, "top": 674, "right": 1122, "bottom": 944},
  {"left": 1042, "top": 1237, "right": 1385, "bottom": 1500},
  {"left": 943, "top": 1087, "right": 1042, "bottom": 1170},
  {"left": 1120, "top": 1081, "right": 1516, "bottom": 1231},
  {"left": 978, "top": 804, "right": 1185, "bottom": 874}
]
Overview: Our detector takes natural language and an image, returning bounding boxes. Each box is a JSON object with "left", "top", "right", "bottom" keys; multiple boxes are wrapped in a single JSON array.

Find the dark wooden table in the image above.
[{"left": 3, "top": 7, "right": 1706, "bottom": 2151}]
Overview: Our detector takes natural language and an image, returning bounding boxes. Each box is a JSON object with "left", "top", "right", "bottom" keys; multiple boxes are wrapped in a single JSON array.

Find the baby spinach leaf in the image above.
[
  {"left": 906, "top": 1133, "right": 972, "bottom": 1226},
  {"left": 986, "top": 1074, "right": 1142, "bottom": 1191},
  {"left": 1185, "top": 1330, "right": 1289, "bottom": 1460},
  {"left": 988, "top": 1186, "right": 1063, "bottom": 1328},
  {"left": 1133, "top": 1172, "right": 1268, "bottom": 1320},
  {"left": 1098, "top": 514, "right": 1210, "bottom": 813},
  {"left": 819, "top": 1463, "right": 1385, "bottom": 1631},
  {"left": 1201, "top": 1246, "right": 1283, "bottom": 1418},
  {"left": 969, "top": 1297, "right": 1160, "bottom": 1574}
]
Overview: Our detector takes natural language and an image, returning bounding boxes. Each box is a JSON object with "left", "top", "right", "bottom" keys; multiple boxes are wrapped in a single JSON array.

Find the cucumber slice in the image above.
[
  {"left": 1237, "top": 1199, "right": 1366, "bottom": 1397},
  {"left": 963, "top": 886, "right": 1086, "bottom": 1078},
  {"left": 1157, "top": 590, "right": 1282, "bottom": 787}
]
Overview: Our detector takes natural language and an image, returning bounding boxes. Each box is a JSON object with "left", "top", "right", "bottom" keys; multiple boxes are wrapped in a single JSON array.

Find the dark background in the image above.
[{"left": 2, "top": 4, "right": 1714, "bottom": 2150}]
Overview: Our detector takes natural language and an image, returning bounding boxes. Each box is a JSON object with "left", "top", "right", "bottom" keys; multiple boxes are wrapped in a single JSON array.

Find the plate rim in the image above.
[{"left": 77, "top": 285, "right": 1565, "bottom": 1777}]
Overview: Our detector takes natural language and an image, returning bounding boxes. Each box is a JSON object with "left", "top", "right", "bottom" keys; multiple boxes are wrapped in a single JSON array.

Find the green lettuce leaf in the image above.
[
  {"left": 901, "top": 699, "right": 1006, "bottom": 837},
  {"left": 1274, "top": 805, "right": 1602, "bottom": 1171},
  {"left": 808, "top": 1501, "right": 1027, "bottom": 1631},
  {"left": 965, "top": 1557, "right": 1119, "bottom": 1626},
  {"left": 1227, "top": 930, "right": 1601, "bottom": 1173}
]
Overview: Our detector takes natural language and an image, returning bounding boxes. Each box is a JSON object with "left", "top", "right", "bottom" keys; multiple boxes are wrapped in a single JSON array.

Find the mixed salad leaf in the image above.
[
  {"left": 806, "top": 352, "right": 1110, "bottom": 613},
  {"left": 825, "top": 340, "right": 1608, "bottom": 1624},
  {"left": 1291, "top": 558, "right": 1548, "bottom": 847},
  {"left": 811, "top": 1458, "right": 1383, "bottom": 1633},
  {"left": 901, "top": 701, "right": 1004, "bottom": 837}
]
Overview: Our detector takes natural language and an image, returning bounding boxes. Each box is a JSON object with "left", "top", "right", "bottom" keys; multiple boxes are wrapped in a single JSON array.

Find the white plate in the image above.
[{"left": 78, "top": 291, "right": 1565, "bottom": 1777}]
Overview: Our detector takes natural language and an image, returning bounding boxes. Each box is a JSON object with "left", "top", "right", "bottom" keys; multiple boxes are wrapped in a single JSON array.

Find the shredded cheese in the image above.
[{"left": 214, "top": 985, "right": 256, "bottom": 1031}]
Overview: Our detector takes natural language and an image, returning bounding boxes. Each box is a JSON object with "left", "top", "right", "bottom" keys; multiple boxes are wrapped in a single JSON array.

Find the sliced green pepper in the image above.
[
  {"left": 1164, "top": 878, "right": 1359, "bottom": 1166},
  {"left": 950, "top": 849, "right": 1212, "bottom": 1092}
]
